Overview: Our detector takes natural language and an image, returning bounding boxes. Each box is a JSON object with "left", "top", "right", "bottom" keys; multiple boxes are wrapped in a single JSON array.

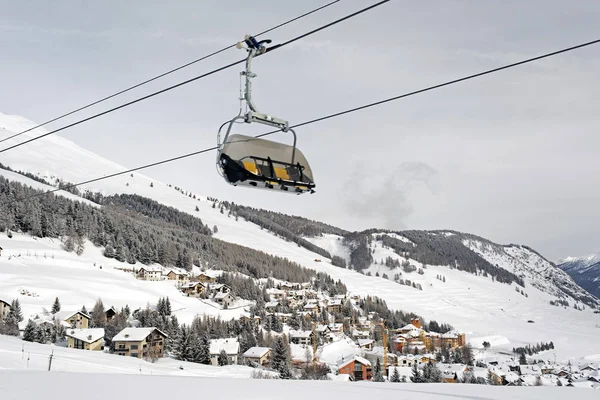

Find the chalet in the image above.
[
  {"left": 181, "top": 282, "right": 205, "bottom": 297},
  {"left": 196, "top": 272, "right": 217, "bottom": 283},
  {"left": 165, "top": 269, "right": 189, "bottom": 282},
  {"left": 0, "top": 298, "right": 10, "bottom": 320},
  {"left": 137, "top": 267, "right": 163, "bottom": 281},
  {"left": 213, "top": 292, "right": 234, "bottom": 308},
  {"left": 240, "top": 314, "right": 261, "bottom": 325},
  {"left": 289, "top": 290, "right": 306, "bottom": 301},
  {"left": 337, "top": 356, "right": 372, "bottom": 381},
  {"left": 358, "top": 338, "right": 375, "bottom": 351},
  {"left": 315, "top": 324, "right": 331, "bottom": 336},
  {"left": 208, "top": 283, "right": 231, "bottom": 294},
  {"left": 326, "top": 299, "right": 343, "bottom": 314},
  {"left": 66, "top": 328, "right": 105, "bottom": 351},
  {"left": 112, "top": 327, "right": 168, "bottom": 359},
  {"left": 440, "top": 331, "right": 466, "bottom": 349},
  {"left": 279, "top": 282, "right": 296, "bottom": 292},
  {"left": 266, "top": 288, "right": 286, "bottom": 301},
  {"left": 274, "top": 313, "right": 292, "bottom": 323},
  {"left": 54, "top": 310, "right": 91, "bottom": 329},
  {"left": 410, "top": 318, "right": 422, "bottom": 329},
  {"left": 393, "top": 336, "right": 407, "bottom": 352},
  {"left": 265, "top": 301, "right": 279, "bottom": 313},
  {"left": 303, "top": 303, "right": 320, "bottom": 314},
  {"left": 351, "top": 328, "right": 370, "bottom": 340},
  {"left": 105, "top": 307, "right": 117, "bottom": 321},
  {"left": 289, "top": 330, "right": 314, "bottom": 346},
  {"left": 398, "top": 323, "right": 422, "bottom": 335},
  {"left": 209, "top": 338, "right": 240, "bottom": 366},
  {"left": 243, "top": 347, "right": 272, "bottom": 367},
  {"left": 328, "top": 322, "right": 344, "bottom": 333}
]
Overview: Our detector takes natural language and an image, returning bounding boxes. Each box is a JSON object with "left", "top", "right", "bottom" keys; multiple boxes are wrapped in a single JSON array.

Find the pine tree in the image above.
[
  {"left": 165, "top": 297, "right": 172, "bottom": 315},
  {"left": 197, "top": 333, "right": 211, "bottom": 365},
  {"left": 461, "top": 344, "right": 474, "bottom": 366},
  {"left": 11, "top": 299, "right": 23, "bottom": 322},
  {"left": 23, "top": 320, "right": 37, "bottom": 342},
  {"left": 218, "top": 349, "right": 229, "bottom": 366},
  {"left": 390, "top": 367, "right": 401, "bottom": 382},
  {"left": 51, "top": 297, "right": 61, "bottom": 314},
  {"left": 271, "top": 336, "right": 292, "bottom": 379},
  {"left": 557, "top": 379, "right": 562, "bottom": 386},
  {"left": 91, "top": 299, "right": 106, "bottom": 328},
  {"left": 410, "top": 363, "right": 422, "bottom": 383},
  {"left": 373, "top": 358, "right": 385, "bottom": 382},
  {"left": 175, "top": 325, "right": 192, "bottom": 361},
  {"left": 519, "top": 352, "right": 527, "bottom": 365}
]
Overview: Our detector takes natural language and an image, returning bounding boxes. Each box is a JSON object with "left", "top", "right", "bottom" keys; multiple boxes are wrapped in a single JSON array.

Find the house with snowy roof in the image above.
[
  {"left": 328, "top": 322, "right": 344, "bottom": 333},
  {"left": 266, "top": 288, "right": 286, "bottom": 301},
  {"left": 164, "top": 269, "right": 189, "bottom": 282},
  {"left": 181, "top": 282, "right": 205, "bottom": 297},
  {"left": 337, "top": 356, "right": 372, "bottom": 381},
  {"left": 208, "top": 283, "right": 231, "bottom": 294},
  {"left": 326, "top": 299, "right": 343, "bottom": 314},
  {"left": 66, "top": 328, "right": 105, "bottom": 351},
  {"left": 289, "top": 330, "right": 314, "bottom": 346},
  {"left": 243, "top": 346, "right": 272, "bottom": 367},
  {"left": 213, "top": 291, "right": 234, "bottom": 308},
  {"left": 265, "top": 301, "right": 279, "bottom": 313},
  {"left": 112, "top": 327, "right": 167, "bottom": 360},
  {"left": 137, "top": 266, "right": 163, "bottom": 281},
  {"left": 303, "top": 303, "right": 320, "bottom": 314},
  {"left": 209, "top": 338, "right": 240, "bottom": 366},
  {"left": 54, "top": 310, "right": 90, "bottom": 329},
  {"left": 0, "top": 298, "right": 10, "bottom": 320}
]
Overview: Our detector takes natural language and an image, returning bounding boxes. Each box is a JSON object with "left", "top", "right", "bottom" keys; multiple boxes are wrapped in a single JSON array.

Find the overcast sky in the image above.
[{"left": 1, "top": 0, "right": 599, "bottom": 261}]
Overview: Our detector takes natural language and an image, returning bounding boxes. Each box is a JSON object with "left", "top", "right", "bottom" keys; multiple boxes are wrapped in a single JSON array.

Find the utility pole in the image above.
[
  {"left": 22, "top": 344, "right": 24, "bottom": 359},
  {"left": 48, "top": 349, "right": 54, "bottom": 371}
]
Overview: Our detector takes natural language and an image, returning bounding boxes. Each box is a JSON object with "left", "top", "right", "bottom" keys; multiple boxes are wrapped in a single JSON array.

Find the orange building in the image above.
[
  {"left": 411, "top": 318, "right": 422, "bottom": 329},
  {"left": 337, "top": 356, "right": 372, "bottom": 381}
]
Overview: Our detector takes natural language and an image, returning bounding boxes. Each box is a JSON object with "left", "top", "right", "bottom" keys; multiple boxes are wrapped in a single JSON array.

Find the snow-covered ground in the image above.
[
  {"left": 1, "top": 369, "right": 598, "bottom": 400},
  {"left": 0, "top": 234, "right": 249, "bottom": 325},
  {"left": 0, "top": 334, "right": 256, "bottom": 378},
  {"left": 1, "top": 112, "right": 600, "bottom": 363}
]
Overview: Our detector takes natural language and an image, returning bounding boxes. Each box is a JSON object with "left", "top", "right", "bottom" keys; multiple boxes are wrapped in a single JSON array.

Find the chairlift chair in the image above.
[{"left": 216, "top": 35, "right": 315, "bottom": 195}]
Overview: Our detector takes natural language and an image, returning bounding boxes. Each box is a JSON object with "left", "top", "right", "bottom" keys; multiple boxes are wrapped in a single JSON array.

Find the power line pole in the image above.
[{"left": 48, "top": 349, "right": 54, "bottom": 371}]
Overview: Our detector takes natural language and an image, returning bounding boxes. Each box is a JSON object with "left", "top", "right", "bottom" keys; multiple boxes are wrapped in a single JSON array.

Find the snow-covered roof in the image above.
[
  {"left": 182, "top": 281, "right": 203, "bottom": 288},
  {"left": 265, "top": 301, "right": 279, "bottom": 308},
  {"left": 54, "top": 310, "right": 90, "bottom": 321},
  {"left": 304, "top": 303, "right": 319, "bottom": 310},
  {"left": 328, "top": 323, "right": 343, "bottom": 330},
  {"left": 290, "top": 330, "right": 313, "bottom": 339},
  {"left": 441, "top": 331, "right": 461, "bottom": 339},
  {"left": 66, "top": 328, "right": 105, "bottom": 344},
  {"left": 338, "top": 356, "right": 371, "bottom": 369},
  {"left": 400, "top": 323, "right": 420, "bottom": 331},
  {"left": 209, "top": 338, "right": 239, "bottom": 355},
  {"left": 327, "top": 299, "right": 342, "bottom": 306},
  {"left": 139, "top": 267, "right": 162, "bottom": 273},
  {"left": 165, "top": 269, "right": 189, "bottom": 276},
  {"left": 214, "top": 292, "right": 232, "bottom": 299},
  {"left": 112, "top": 327, "right": 167, "bottom": 342},
  {"left": 315, "top": 325, "right": 329, "bottom": 333},
  {"left": 243, "top": 347, "right": 271, "bottom": 358},
  {"left": 358, "top": 339, "right": 374, "bottom": 347},
  {"left": 0, "top": 298, "right": 10, "bottom": 306}
]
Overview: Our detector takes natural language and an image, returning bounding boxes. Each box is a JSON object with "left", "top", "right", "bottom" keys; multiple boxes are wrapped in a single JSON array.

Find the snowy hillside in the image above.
[
  {"left": 558, "top": 253, "right": 600, "bottom": 299},
  {"left": 1, "top": 111, "right": 600, "bottom": 362}
]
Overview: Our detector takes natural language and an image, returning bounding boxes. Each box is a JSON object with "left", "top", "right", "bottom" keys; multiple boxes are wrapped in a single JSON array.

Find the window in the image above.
[
  {"left": 131, "top": 353, "right": 139, "bottom": 358},
  {"left": 131, "top": 344, "right": 138, "bottom": 350}
]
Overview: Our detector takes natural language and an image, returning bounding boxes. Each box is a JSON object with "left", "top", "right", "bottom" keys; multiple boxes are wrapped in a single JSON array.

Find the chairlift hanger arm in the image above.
[{"left": 236, "top": 35, "right": 289, "bottom": 131}]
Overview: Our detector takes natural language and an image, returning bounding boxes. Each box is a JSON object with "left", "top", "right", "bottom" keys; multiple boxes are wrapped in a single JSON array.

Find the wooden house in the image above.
[{"left": 112, "top": 327, "right": 168, "bottom": 360}]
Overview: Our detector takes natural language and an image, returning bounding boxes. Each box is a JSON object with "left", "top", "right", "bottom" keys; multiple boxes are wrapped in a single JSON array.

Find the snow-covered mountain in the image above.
[
  {"left": 1, "top": 111, "right": 600, "bottom": 360},
  {"left": 558, "top": 253, "right": 600, "bottom": 299}
]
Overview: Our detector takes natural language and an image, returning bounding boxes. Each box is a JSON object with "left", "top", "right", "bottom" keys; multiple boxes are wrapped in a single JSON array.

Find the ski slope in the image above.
[
  {"left": 0, "top": 234, "right": 249, "bottom": 325},
  {"left": 1, "top": 369, "right": 598, "bottom": 400},
  {"left": 1, "top": 112, "right": 600, "bottom": 361}
]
